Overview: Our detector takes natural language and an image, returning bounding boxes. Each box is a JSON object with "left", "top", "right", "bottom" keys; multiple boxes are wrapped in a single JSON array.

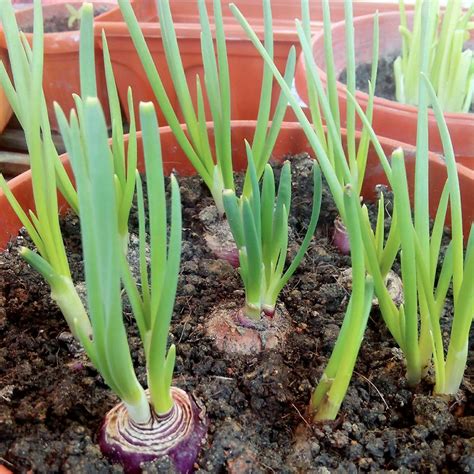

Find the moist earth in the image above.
[
  {"left": 20, "top": 5, "right": 112, "bottom": 33},
  {"left": 339, "top": 54, "right": 474, "bottom": 113},
  {"left": 0, "top": 155, "right": 473, "bottom": 473}
]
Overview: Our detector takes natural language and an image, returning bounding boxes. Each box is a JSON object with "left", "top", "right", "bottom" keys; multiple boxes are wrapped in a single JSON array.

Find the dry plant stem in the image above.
[{"left": 337, "top": 268, "right": 404, "bottom": 308}]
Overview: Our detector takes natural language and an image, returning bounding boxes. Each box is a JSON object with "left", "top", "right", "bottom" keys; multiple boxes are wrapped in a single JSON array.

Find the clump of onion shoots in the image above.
[
  {"left": 394, "top": 0, "right": 474, "bottom": 112},
  {"left": 0, "top": 1, "right": 207, "bottom": 471},
  {"left": 206, "top": 145, "right": 322, "bottom": 355}
]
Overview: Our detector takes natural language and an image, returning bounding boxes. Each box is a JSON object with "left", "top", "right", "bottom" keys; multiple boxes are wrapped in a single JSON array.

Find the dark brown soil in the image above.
[
  {"left": 20, "top": 4, "right": 112, "bottom": 34},
  {"left": 339, "top": 54, "right": 474, "bottom": 113},
  {"left": 339, "top": 55, "right": 398, "bottom": 102},
  {"left": 1, "top": 155, "right": 473, "bottom": 473}
]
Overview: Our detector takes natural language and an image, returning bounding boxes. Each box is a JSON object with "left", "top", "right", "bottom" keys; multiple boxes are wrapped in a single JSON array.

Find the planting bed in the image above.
[
  {"left": 339, "top": 56, "right": 474, "bottom": 114},
  {"left": 20, "top": 4, "right": 112, "bottom": 33},
  {"left": 0, "top": 156, "right": 472, "bottom": 472}
]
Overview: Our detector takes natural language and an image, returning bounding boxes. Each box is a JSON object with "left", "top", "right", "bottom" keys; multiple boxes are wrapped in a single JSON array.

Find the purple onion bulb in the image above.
[
  {"left": 332, "top": 217, "right": 350, "bottom": 255},
  {"left": 203, "top": 233, "right": 240, "bottom": 268},
  {"left": 98, "top": 387, "right": 208, "bottom": 474},
  {"left": 213, "top": 246, "right": 240, "bottom": 268},
  {"left": 262, "top": 305, "right": 275, "bottom": 318}
]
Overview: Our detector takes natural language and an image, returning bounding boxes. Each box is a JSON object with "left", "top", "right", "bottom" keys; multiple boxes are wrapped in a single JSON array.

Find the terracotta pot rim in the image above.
[
  {"left": 1, "top": 120, "right": 472, "bottom": 252},
  {"left": 94, "top": 18, "right": 307, "bottom": 43},
  {"left": 5, "top": 118, "right": 474, "bottom": 189},
  {"left": 296, "top": 10, "right": 474, "bottom": 123},
  {"left": 94, "top": 0, "right": 325, "bottom": 42},
  {"left": 3, "top": 119, "right": 462, "bottom": 189},
  {"left": 0, "top": 1, "right": 116, "bottom": 52}
]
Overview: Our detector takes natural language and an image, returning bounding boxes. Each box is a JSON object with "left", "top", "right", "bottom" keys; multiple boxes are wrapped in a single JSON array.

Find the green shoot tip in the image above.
[
  {"left": 84, "top": 96, "right": 100, "bottom": 107},
  {"left": 343, "top": 183, "right": 354, "bottom": 195},
  {"left": 223, "top": 189, "right": 235, "bottom": 197},
  {"left": 139, "top": 101, "right": 156, "bottom": 113}
]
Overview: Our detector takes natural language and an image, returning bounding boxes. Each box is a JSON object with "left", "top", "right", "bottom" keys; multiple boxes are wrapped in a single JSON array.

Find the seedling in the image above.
[
  {"left": 232, "top": 0, "right": 378, "bottom": 419},
  {"left": 117, "top": 0, "right": 294, "bottom": 215},
  {"left": 0, "top": 2, "right": 207, "bottom": 470},
  {"left": 348, "top": 0, "right": 473, "bottom": 392},
  {"left": 223, "top": 146, "right": 322, "bottom": 321},
  {"left": 394, "top": 0, "right": 474, "bottom": 112},
  {"left": 65, "top": 3, "right": 83, "bottom": 29}
]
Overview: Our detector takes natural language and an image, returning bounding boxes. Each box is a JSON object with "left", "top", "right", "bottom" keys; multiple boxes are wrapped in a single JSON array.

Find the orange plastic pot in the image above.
[
  {"left": 95, "top": 1, "right": 406, "bottom": 125},
  {"left": 0, "top": 49, "right": 13, "bottom": 133},
  {"left": 0, "top": 1, "right": 116, "bottom": 130},
  {"left": 1, "top": 121, "right": 472, "bottom": 252},
  {"left": 295, "top": 11, "right": 474, "bottom": 169},
  {"left": 0, "top": 84, "right": 12, "bottom": 134}
]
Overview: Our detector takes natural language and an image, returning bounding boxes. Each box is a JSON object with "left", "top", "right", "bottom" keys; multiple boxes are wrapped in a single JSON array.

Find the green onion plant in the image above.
[
  {"left": 0, "top": 0, "right": 85, "bottom": 340},
  {"left": 0, "top": 2, "right": 207, "bottom": 469},
  {"left": 235, "top": 0, "right": 472, "bottom": 401},
  {"left": 65, "top": 3, "right": 84, "bottom": 29},
  {"left": 0, "top": 0, "right": 140, "bottom": 254},
  {"left": 301, "top": 0, "right": 380, "bottom": 255},
  {"left": 54, "top": 93, "right": 184, "bottom": 421},
  {"left": 351, "top": 0, "right": 473, "bottom": 394},
  {"left": 233, "top": 0, "right": 472, "bottom": 400},
  {"left": 117, "top": 0, "right": 294, "bottom": 215},
  {"left": 56, "top": 97, "right": 206, "bottom": 473},
  {"left": 232, "top": 0, "right": 379, "bottom": 420},
  {"left": 394, "top": 0, "right": 474, "bottom": 112},
  {"left": 310, "top": 185, "right": 374, "bottom": 420},
  {"left": 223, "top": 145, "right": 322, "bottom": 321},
  {"left": 0, "top": 0, "right": 141, "bottom": 347}
]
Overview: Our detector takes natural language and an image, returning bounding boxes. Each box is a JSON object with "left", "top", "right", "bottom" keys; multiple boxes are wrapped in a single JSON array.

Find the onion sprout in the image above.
[
  {"left": 1, "top": 2, "right": 207, "bottom": 469},
  {"left": 223, "top": 145, "right": 322, "bottom": 320},
  {"left": 394, "top": 0, "right": 474, "bottom": 112},
  {"left": 231, "top": 0, "right": 378, "bottom": 420},
  {"left": 347, "top": 0, "right": 473, "bottom": 393},
  {"left": 117, "top": 0, "right": 294, "bottom": 214},
  {"left": 0, "top": 0, "right": 86, "bottom": 340},
  {"left": 65, "top": 3, "right": 83, "bottom": 29},
  {"left": 232, "top": 0, "right": 472, "bottom": 412}
]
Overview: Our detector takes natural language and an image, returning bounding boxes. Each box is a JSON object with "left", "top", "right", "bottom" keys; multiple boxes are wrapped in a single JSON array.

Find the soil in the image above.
[
  {"left": 20, "top": 5, "right": 112, "bottom": 34},
  {"left": 339, "top": 54, "right": 474, "bottom": 114},
  {"left": 1, "top": 155, "right": 473, "bottom": 473},
  {"left": 339, "top": 55, "right": 398, "bottom": 102}
]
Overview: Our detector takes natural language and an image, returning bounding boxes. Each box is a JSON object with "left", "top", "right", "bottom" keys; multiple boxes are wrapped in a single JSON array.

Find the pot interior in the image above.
[{"left": 1, "top": 122, "right": 472, "bottom": 251}]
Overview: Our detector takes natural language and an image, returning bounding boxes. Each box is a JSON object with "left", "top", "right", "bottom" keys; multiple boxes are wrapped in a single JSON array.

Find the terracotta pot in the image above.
[
  {"left": 295, "top": 11, "right": 474, "bottom": 170},
  {"left": 1, "top": 121, "right": 472, "bottom": 252},
  {"left": 95, "top": 1, "right": 406, "bottom": 125},
  {"left": 0, "top": 91, "right": 12, "bottom": 135},
  {"left": 0, "top": 1, "right": 116, "bottom": 130},
  {"left": 0, "top": 49, "right": 13, "bottom": 134}
]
